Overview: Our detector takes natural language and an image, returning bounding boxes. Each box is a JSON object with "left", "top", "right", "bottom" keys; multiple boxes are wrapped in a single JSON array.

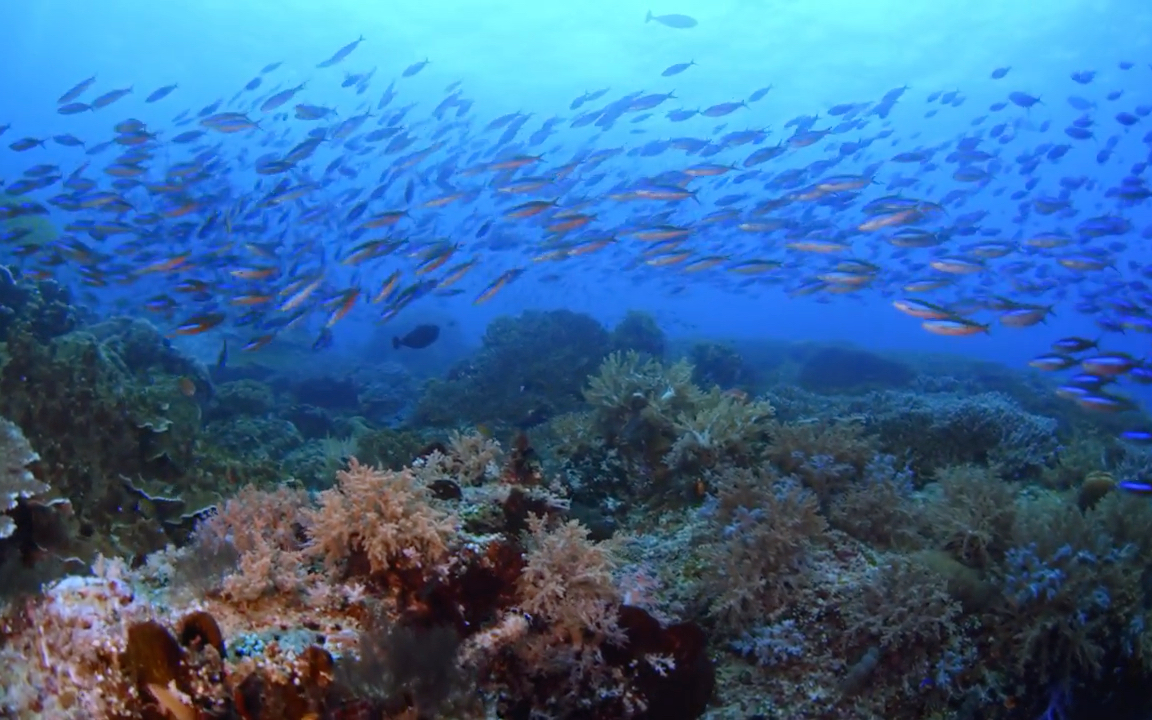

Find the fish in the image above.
[
  {"left": 1118, "top": 480, "right": 1152, "bottom": 495},
  {"left": 172, "top": 312, "right": 226, "bottom": 336},
  {"left": 661, "top": 61, "right": 695, "bottom": 77},
  {"left": 90, "top": 87, "right": 133, "bottom": 110},
  {"left": 261, "top": 84, "right": 306, "bottom": 112},
  {"left": 145, "top": 84, "right": 178, "bottom": 103},
  {"left": 403, "top": 59, "right": 430, "bottom": 77},
  {"left": 316, "top": 35, "right": 364, "bottom": 68},
  {"left": 9, "top": 138, "right": 46, "bottom": 151},
  {"left": 645, "top": 10, "right": 698, "bottom": 28},
  {"left": 58, "top": 76, "right": 97, "bottom": 104},
  {"left": 393, "top": 323, "right": 440, "bottom": 349},
  {"left": 0, "top": 19, "right": 1149, "bottom": 468},
  {"left": 921, "top": 318, "right": 991, "bottom": 336}
]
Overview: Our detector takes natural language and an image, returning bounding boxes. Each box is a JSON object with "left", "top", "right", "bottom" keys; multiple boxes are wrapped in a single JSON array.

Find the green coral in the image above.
[
  {"left": 0, "top": 324, "right": 217, "bottom": 561},
  {"left": 688, "top": 342, "right": 747, "bottom": 390},
  {"left": 414, "top": 309, "right": 611, "bottom": 428},
  {"left": 585, "top": 350, "right": 699, "bottom": 422},
  {"left": 795, "top": 345, "right": 915, "bottom": 394},
  {"left": 610, "top": 310, "right": 665, "bottom": 358},
  {"left": 355, "top": 427, "right": 428, "bottom": 470},
  {"left": 212, "top": 380, "right": 276, "bottom": 418},
  {"left": 202, "top": 416, "right": 303, "bottom": 464}
]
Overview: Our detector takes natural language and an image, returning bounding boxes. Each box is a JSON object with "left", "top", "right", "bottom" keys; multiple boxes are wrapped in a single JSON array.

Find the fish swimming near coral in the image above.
[{"left": 393, "top": 323, "right": 440, "bottom": 349}]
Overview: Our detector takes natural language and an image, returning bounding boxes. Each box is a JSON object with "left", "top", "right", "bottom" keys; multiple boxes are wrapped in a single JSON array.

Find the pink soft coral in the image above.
[
  {"left": 194, "top": 484, "right": 309, "bottom": 601},
  {"left": 303, "top": 458, "right": 457, "bottom": 575}
]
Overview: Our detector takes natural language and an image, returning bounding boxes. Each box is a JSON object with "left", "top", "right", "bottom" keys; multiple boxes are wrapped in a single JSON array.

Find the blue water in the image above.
[{"left": 2, "top": 0, "right": 1152, "bottom": 370}]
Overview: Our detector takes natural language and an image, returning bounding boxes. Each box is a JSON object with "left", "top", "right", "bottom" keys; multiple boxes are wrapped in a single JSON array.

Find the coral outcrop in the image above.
[{"left": 415, "top": 309, "right": 612, "bottom": 428}]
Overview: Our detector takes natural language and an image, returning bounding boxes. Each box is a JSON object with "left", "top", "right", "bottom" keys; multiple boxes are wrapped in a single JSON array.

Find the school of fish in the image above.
[{"left": 2, "top": 29, "right": 1152, "bottom": 476}]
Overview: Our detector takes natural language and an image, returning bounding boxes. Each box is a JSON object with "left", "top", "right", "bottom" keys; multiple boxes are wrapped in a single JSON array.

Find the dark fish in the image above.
[
  {"left": 317, "top": 35, "right": 364, "bottom": 68},
  {"left": 261, "top": 61, "right": 283, "bottom": 73},
  {"left": 9, "top": 137, "right": 46, "bottom": 151},
  {"left": 57, "top": 102, "right": 90, "bottom": 115},
  {"left": 645, "top": 10, "right": 698, "bottom": 28},
  {"left": 990, "top": 67, "right": 1010, "bottom": 79},
  {"left": 52, "top": 133, "right": 85, "bottom": 147},
  {"left": 661, "top": 61, "right": 695, "bottom": 77},
  {"left": 515, "top": 405, "right": 552, "bottom": 430},
  {"left": 260, "top": 83, "right": 305, "bottom": 112},
  {"left": 403, "top": 58, "right": 430, "bottom": 77},
  {"left": 312, "top": 327, "right": 334, "bottom": 351},
  {"left": 216, "top": 339, "right": 228, "bottom": 370},
  {"left": 748, "top": 86, "right": 773, "bottom": 102},
  {"left": 145, "top": 84, "right": 178, "bottom": 103},
  {"left": 91, "top": 87, "right": 133, "bottom": 109},
  {"left": 1008, "top": 91, "right": 1041, "bottom": 109},
  {"left": 393, "top": 323, "right": 440, "bottom": 349},
  {"left": 58, "top": 75, "right": 96, "bottom": 104}
]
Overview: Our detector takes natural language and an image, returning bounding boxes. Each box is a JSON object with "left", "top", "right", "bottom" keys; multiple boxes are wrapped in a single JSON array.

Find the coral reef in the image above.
[
  {"left": 0, "top": 265, "right": 79, "bottom": 342},
  {"left": 795, "top": 344, "right": 916, "bottom": 394},
  {"left": 0, "top": 323, "right": 219, "bottom": 564},
  {"left": 1, "top": 439, "right": 714, "bottom": 719},
  {"left": 415, "top": 309, "right": 612, "bottom": 428},
  {"left": 611, "top": 310, "right": 666, "bottom": 359},
  {"left": 578, "top": 350, "right": 774, "bottom": 498},
  {"left": 3, "top": 297, "right": 1152, "bottom": 720},
  {"left": 688, "top": 341, "right": 747, "bottom": 390},
  {"left": 767, "top": 386, "right": 1062, "bottom": 481}
]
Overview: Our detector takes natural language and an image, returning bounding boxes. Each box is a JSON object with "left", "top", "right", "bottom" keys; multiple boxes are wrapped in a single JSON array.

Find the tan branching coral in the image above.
[
  {"left": 548, "top": 411, "right": 602, "bottom": 460},
  {"left": 191, "top": 484, "right": 310, "bottom": 602},
  {"left": 584, "top": 350, "right": 699, "bottom": 422},
  {"left": 766, "top": 417, "right": 876, "bottom": 500},
  {"left": 413, "top": 430, "right": 504, "bottom": 486},
  {"left": 923, "top": 464, "right": 1016, "bottom": 568},
  {"left": 510, "top": 514, "right": 626, "bottom": 698},
  {"left": 664, "top": 387, "right": 774, "bottom": 471},
  {"left": 828, "top": 473, "right": 926, "bottom": 551},
  {"left": 699, "top": 468, "right": 829, "bottom": 630},
  {"left": 304, "top": 458, "right": 457, "bottom": 575}
]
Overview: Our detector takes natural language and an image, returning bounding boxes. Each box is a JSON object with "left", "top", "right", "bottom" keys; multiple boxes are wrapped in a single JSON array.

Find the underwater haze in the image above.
[{"left": 10, "top": 1, "right": 1152, "bottom": 719}]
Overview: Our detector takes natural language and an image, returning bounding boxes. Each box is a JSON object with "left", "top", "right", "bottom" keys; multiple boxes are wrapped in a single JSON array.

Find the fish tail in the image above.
[
  {"left": 645, "top": 10, "right": 653, "bottom": 21},
  {"left": 392, "top": 336, "right": 401, "bottom": 349}
]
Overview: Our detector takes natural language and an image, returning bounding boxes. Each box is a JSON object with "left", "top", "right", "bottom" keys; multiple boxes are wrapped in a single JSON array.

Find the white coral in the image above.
[{"left": 0, "top": 417, "right": 46, "bottom": 539}]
